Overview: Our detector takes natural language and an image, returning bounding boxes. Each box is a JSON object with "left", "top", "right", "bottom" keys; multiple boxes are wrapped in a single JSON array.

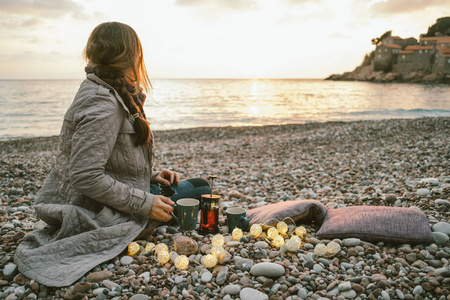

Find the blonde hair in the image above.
[{"left": 83, "top": 21, "right": 151, "bottom": 92}]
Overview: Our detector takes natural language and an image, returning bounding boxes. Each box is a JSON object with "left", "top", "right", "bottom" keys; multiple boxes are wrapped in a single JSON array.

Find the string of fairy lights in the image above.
[{"left": 126, "top": 218, "right": 341, "bottom": 270}]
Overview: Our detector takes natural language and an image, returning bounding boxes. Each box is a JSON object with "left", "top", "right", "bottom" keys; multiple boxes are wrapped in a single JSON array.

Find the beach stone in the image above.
[
  {"left": 254, "top": 241, "right": 269, "bottom": 249},
  {"left": 223, "top": 284, "right": 241, "bottom": 295},
  {"left": 120, "top": 256, "right": 133, "bottom": 265},
  {"left": 13, "top": 273, "right": 29, "bottom": 285},
  {"left": 73, "top": 282, "right": 92, "bottom": 294},
  {"left": 338, "top": 281, "right": 352, "bottom": 291},
  {"left": 340, "top": 289, "right": 357, "bottom": 299},
  {"left": 434, "top": 267, "right": 450, "bottom": 277},
  {"left": 372, "top": 274, "right": 387, "bottom": 281},
  {"left": 385, "top": 194, "right": 397, "bottom": 203},
  {"left": 102, "top": 279, "right": 119, "bottom": 290},
  {"left": 297, "top": 287, "right": 308, "bottom": 299},
  {"left": 236, "top": 258, "right": 254, "bottom": 271},
  {"left": 435, "top": 199, "right": 450, "bottom": 206},
  {"left": 420, "top": 178, "right": 439, "bottom": 185},
  {"left": 432, "top": 232, "right": 449, "bottom": 244},
  {"left": 239, "top": 287, "right": 268, "bottom": 300},
  {"left": 412, "top": 285, "right": 423, "bottom": 295},
  {"left": 173, "top": 235, "right": 198, "bottom": 256},
  {"left": 130, "top": 295, "right": 150, "bottom": 300},
  {"left": 250, "top": 262, "right": 285, "bottom": 278},
  {"left": 416, "top": 188, "right": 429, "bottom": 196},
  {"left": 93, "top": 288, "right": 107, "bottom": 296},
  {"left": 313, "top": 264, "right": 323, "bottom": 273},
  {"left": 432, "top": 222, "right": 450, "bottom": 235},
  {"left": 344, "top": 238, "right": 361, "bottom": 247},
  {"left": 216, "top": 266, "right": 229, "bottom": 285},
  {"left": 86, "top": 270, "right": 113, "bottom": 282},
  {"left": 395, "top": 289, "right": 405, "bottom": 299},
  {"left": 201, "top": 271, "right": 213, "bottom": 282},
  {"left": 3, "top": 263, "right": 18, "bottom": 281},
  {"left": 381, "top": 290, "right": 390, "bottom": 300}
]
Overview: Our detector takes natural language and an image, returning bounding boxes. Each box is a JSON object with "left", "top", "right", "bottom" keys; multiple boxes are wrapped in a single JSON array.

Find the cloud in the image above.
[
  {"left": 174, "top": 0, "right": 260, "bottom": 11},
  {"left": 288, "top": 0, "right": 323, "bottom": 4},
  {"left": 0, "top": 0, "right": 89, "bottom": 19},
  {"left": 370, "top": 0, "right": 449, "bottom": 15},
  {"left": 21, "top": 18, "right": 42, "bottom": 27}
]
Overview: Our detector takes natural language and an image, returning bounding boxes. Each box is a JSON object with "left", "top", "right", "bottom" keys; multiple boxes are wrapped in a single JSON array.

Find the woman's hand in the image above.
[
  {"left": 154, "top": 169, "right": 180, "bottom": 186},
  {"left": 149, "top": 195, "right": 175, "bottom": 222}
]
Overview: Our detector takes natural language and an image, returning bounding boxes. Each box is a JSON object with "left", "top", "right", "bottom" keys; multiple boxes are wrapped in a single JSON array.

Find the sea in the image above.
[{"left": 0, "top": 79, "right": 449, "bottom": 140}]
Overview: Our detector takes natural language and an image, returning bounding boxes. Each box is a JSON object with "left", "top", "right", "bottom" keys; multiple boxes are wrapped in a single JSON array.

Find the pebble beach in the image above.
[{"left": 1, "top": 117, "right": 449, "bottom": 300}]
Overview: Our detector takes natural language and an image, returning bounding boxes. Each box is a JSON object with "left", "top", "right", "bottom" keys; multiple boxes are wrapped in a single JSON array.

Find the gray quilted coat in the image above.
[{"left": 14, "top": 74, "right": 159, "bottom": 287}]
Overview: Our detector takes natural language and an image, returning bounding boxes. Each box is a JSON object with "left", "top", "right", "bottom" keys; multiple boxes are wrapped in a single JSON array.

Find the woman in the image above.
[{"left": 14, "top": 22, "right": 210, "bottom": 287}]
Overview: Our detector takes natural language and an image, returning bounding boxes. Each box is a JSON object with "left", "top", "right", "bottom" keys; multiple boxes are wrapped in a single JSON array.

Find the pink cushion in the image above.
[{"left": 316, "top": 206, "right": 435, "bottom": 244}]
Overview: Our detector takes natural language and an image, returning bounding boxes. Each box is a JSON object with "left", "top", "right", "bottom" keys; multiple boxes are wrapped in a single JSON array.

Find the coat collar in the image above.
[{"left": 86, "top": 73, "right": 135, "bottom": 123}]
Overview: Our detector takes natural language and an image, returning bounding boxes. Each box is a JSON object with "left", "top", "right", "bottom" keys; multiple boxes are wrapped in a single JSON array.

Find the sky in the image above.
[{"left": 0, "top": 0, "right": 448, "bottom": 79}]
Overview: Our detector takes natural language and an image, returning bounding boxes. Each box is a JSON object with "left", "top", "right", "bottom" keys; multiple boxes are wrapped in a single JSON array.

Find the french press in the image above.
[{"left": 199, "top": 175, "right": 221, "bottom": 234}]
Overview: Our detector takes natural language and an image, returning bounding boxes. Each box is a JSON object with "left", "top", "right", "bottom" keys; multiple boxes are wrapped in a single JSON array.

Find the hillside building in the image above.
[{"left": 373, "top": 35, "right": 450, "bottom": 77}]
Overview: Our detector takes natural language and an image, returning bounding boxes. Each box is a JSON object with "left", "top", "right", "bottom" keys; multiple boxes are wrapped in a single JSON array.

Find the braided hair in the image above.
[{"left": 83, "top": 22, "right": 152, "bottom": 146}]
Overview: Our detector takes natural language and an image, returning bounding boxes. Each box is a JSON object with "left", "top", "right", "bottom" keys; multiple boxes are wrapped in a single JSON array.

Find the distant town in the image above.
[
  {"left": 327, "top": 26, "right": 450, "bottom": 83},
  {"left": 375, "top": 35, "right": 450, "bottom": 77}
]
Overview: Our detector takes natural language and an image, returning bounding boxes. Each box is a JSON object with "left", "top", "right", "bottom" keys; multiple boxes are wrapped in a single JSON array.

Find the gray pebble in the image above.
[
  {"left": 432, "top": 222, "right": 450, "bottom": 235},
  {"left": 3, "top": 263, "right": 18, "bottom": 281},
  {"left": 250, "top": 262, "right": 285, "bottom": 278},
  {"left": 432, "top": 232, "right": 449, "bottom": 244},
  {"left": 339, "top": 289, "right": 356, "bottom": 299},
  {"left": 254, "top": 241, "right": 269, "bottom": 249},
  {"left": 223, "top": 284, "right": 241, "bottom": 295},
  {"left": 120, "top": 256, "right": 133, "bottom": 265},
  {"left": 201, "top": 271, "right": 213, "bottom": 282},
  {"left": 239, "top": 287, "right": 268, "bottom": 300},
  {"left": 417, "top": 188, "right": 430, "bottom": 196},
  {"left": 297, "top": 287, "right": 308, "bottom": 299},
  {"left": 412, "top": 285, "right": 423, "bottom": 295}
]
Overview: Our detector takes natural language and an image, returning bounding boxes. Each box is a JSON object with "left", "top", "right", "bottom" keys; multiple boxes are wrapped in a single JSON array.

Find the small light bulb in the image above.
[
  {"left": 127, "top": 242, "right": 140, "bottom": 256},
  {"left": 157, "top": 250, "right": 170, "bottom": 264},
  {"left": 267, "top": 227, "right": 278, "bottom": 240},
  {"left": 272, "top": 235, "right": 285, "bottom": 248},
  {"left": 202, "top": 254, "right": 218, "bottom": 268},
  {"left": 294, "top": 226, "right": 307, "bottom": 238},
  {"left": 250, "top": 224, "right": 262, "bottom": 237},
  {"left": 174, "top": 255, "right": 189, "bottom": 270},
  {"left": 277, "top": 221, "right": 288, "bottom": 235},
  {"left": 210, "top": 245, "right": 225, "bottom": 258},
  {"left": 211, "top": 234, "right": 224, "bottom": 246},
  {"left": 144, "top": 242, "right": 155, "bottom": 253},
  {"left": 285, "top": 238, "right": 300, "bottom": 252},
  {"left": 313, "top": 244, "right": 327, "bottom": 256},
  {"left": 232, "top": 228, "right": 243, "bottom": 241},
  {"left": 326, "top": 241, "right": 341, "bottom": 256},
  {"left": 155, "top": 243, "right": 168, "bottom": 255},
  {"left": 290, "top": 235, "right": 302, "bottom": 246}
]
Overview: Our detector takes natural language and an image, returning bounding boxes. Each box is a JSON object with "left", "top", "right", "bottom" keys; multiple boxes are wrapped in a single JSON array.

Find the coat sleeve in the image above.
[{"left": 68, "top": 94, "right": 154, "bottom": 217}]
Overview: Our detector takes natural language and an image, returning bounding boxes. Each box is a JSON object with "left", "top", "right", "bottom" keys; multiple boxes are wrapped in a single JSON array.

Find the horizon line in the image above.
[{"left": 0, "top": 77, "right": 326, "bottom": 81}]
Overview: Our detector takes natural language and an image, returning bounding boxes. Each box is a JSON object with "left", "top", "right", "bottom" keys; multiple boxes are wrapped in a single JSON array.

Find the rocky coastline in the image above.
[
  {"left": 1, "top": 117, "right": 449, "bottom": 300},
  {"left": 325, "top": 65, "right": 450, "bottom": 84}
]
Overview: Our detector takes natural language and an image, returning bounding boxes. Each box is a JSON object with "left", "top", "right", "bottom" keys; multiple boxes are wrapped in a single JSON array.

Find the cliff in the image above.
[
  {"left": 326, "top": 65, "right": 450, "bottom": 83},
  {"left": 326, "top": 51, "right": 450, "bottom": 84}
]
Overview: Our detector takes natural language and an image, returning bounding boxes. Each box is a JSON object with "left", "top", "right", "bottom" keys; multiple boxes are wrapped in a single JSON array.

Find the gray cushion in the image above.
[
  {"left": 316, "top": 206, "right": 435, "bottom": 244},
  {"left": 247, "top": 200, "right": 328, "bottom": 228}
]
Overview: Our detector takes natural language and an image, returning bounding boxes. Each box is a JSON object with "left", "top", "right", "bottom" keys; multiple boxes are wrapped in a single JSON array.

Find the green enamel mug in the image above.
[
  {"left": 172, "top": 198, "right": 200, "bottom": 231},
  {"left": 226, "top": 207, "right": 249, "bottom": 233}
]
